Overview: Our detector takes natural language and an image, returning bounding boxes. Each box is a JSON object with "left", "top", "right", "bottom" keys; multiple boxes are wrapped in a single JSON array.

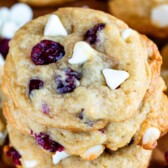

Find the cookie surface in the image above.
[
  {"left": 109, "top": 0, "right": 168, "bottom": 38},
  {"left": 3, "top": 8, "right": 160, "bottom": 131},
  {"left": 7, "top": 124, "right": 152, "bottom": 168}
]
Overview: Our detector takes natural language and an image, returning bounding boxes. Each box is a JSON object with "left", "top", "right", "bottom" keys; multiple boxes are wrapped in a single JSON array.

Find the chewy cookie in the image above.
[
  {"left": 6, "top": 124, "right": 152, "bottom": 168},
  {"left": 109, "top": 0, "right": 168, "bottom": 38},
  {"left": 3, "top": 8, "right": 162, "bottom": 132},
  {"left": 18, "top": 0, "right": 75, "bottom": 7},
  {"left": 3, "top": 77, "right": 168, "bottom": 159},
  {"left": 2, "top": 7, "right": 168, "bottom": 166}
]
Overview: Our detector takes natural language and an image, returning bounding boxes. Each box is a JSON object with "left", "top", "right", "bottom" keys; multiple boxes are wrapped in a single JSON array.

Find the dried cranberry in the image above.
[
  {"left": 84, "top": 23, "right": 105, "bottom": 44},
  {"left": 6, "top": 147, "right": 21, "bottom": 166},
  {"left": 78, "top": 109, "right": 84, "bottom": 120},
  {"left": 165, "top": 151, "right": 168, "bottom": 163},
  {"left": 31, "top": 40, "right": 65, "bottom": 65},
  {"left": 29, "top": 79, "right": 44, "bottom": 95},
  {"left": 42, "top": 103, "right": 50, "bottom": 114},
  {"left": 35, "top": 133, "right": 64, "bottom": 153},
  {"left": 0, "top": 38, "right": 10, "bottom": 59},
  {"left": 55, "top": 68, "right": 82, "bottom": 94},
  {"left": 99, "top": 128, "right": 105, "bottom": 134}
]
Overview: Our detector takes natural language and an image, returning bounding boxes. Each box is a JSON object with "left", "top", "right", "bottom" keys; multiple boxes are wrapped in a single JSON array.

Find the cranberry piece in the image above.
[
  {"left": 99, "top": 128, "right": 105, "bottom": 134},
  {"left": 78, "top": 110, "right": 84, "bottom": 120},
  {"left": 31, "top": 40, "right": 65, "bottom": 65},
  {"left": 165, "top": 151, "right": 168, "bottom": 163},
  {"left": 6, "top": 147, "right": 21, "bottom": 166},
  {"left": 35, "top": 132, "right": 64, "bottom": 152},
  {"left": 29, "top": 79, "right": 43, "bottom": 95},
  {"left": 42, "top": 103, "right": 50, "bottom": 114},
  {"left": 84, "top": 23, "right": 105, "bottom": 44},
  {"left": 0, "top": 38, "right": 10, "bottom": 59},
  {"left": 55, "top": 68, "right": 82, "bottom": 94}
]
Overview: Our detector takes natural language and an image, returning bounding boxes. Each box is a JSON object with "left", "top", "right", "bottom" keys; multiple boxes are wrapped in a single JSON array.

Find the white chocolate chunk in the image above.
[
  {"left": 151, "top": 4, "right": 168, "bottom": 27},
  {"left": 0, "top": 7, "right": 10, "bottom": 22},
  {"left": 68, "top": 41, "right": 95, "bottom": 64},
  {"left": 10, "top": 3, "right": 33, "bottom": 27},
  {"left": 80, "top": 145, "right": 105, "bottom": 160},
  {"left": 0, "top": 131, "right": 7, "bottom": 146},
  {"left": 121, "top": 28, "right": 132, "bottom": 40},
  {"left": 102, "top": 69, "right": 129, "bottom": 90},
  {"left": 24, "top": 160, "right": 38, "bottom": 168},
  {"left": 44, "top": 15, "right": 67, "bottom": 37},
  {"left": 0, "top": 53, "right": 5, "bottom": 66},
  {"left": 142, "top": 127, "right": 160, "bottom": 145},
  {"left": 1, "top": 21, "right": 19, "bottom": 38},
  {"left": 0, "top": 7, "right": 11, "bottom": 32},
  {"left": 52, "top": 151, "right": 69, "bottom": 165}
]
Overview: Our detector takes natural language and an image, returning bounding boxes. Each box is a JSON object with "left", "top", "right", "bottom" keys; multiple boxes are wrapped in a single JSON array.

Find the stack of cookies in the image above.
[{"left": 2, "top": 8, "right": 168, "bottom": 168}]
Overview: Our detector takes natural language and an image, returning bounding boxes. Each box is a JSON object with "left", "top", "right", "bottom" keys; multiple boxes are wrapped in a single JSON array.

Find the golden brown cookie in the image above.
[
  {"left": 109, "top": 0, "right": 168, "bottom": 38},
  {"left": 7, "top": 124, "right": 152, "bottom": 168},
  {"left": 3, "top": 77, "right": 167, "bottom": 159},
  {"left": 3, "top": 8, "right": 162, "bottom": 132}
]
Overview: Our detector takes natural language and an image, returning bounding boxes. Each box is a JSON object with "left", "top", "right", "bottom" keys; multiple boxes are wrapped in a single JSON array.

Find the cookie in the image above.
[
  {"left": 3, "top": 8, "right": 161, "bottom": 132},
  {"left": 109, "top": 0, "right": 168, "bottom": 38},
  {"left": 6, "top": 124, "right": 152, "bottom": 168},
  {"left": 18, "top": 0, "right": 75, "bottom": 7},
  {"left": 3, "top": 76, "right": 168, "bottom": 159}
]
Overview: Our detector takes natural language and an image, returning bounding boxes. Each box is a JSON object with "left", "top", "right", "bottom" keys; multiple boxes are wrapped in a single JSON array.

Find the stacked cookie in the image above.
[
  {"left": 2, "top": 8, "right": 168, "bottom": 168},
  {"left": 109, "top": 0, "right": 168, "bottom": 38}
]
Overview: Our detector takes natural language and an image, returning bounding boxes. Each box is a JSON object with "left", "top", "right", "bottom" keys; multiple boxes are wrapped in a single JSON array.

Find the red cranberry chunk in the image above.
[
  {"left": 6, "top": 147, "right": 21, "bottom": 166},
  {"left": 84, "top": 23, "right": 105, "bottom": 44},
  {"left": 31, "top": 40, "right": 65, "bottom": 65},
  {"left": 35, "top": 132, "right": 64, "bottom": 153},
  {"left": 99, "top": 128, "right": 105, "bottom": 134},
  {"left": 42, "top": 103, "right": 50, "bottom": 114},
  {"left": 165, "top": 151, "right": 168, "bottom": 163},
  {"left": 29, "top": 79, "right": 43, "bottom": 95},
  {"left": 55, "top": 68, "right": 82, "bottom": 94},
  {"left": 0, "top": 38, "right": 10, "bottom": 59}
]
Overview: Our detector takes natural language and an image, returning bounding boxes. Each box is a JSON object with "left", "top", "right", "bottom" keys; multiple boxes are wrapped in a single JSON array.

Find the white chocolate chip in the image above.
[
  {"left": 80, "top": 145, "right": 105, "bottom": 160},
  {"left": 102, "top": 69, "right": 129, "bottom": 90},
  {"left": 142, "top": 127, "right": 160, "bottom": 146},
  {"left": 0, "top": 131, "right": 7, "bottom": 146},
  {"left": 0, "top": 7, "right": 10, "bottom": 23},
  {"left": 1, "top": 21, "right": 19, "bottom": 38},
  {"left": 44, "top": 15, "right": 67, "bottom": 37},
  {"left": 151, "top": 4, "right": 168, "bottom": 27},
  {"left": 68, "top": 41, "right": 95, "bottom": 64},
  {"left": 24, "top": 160, "right": 38, "bottom": 168},
  {"left": 52, "top": 151, "right": 69, "bottom": 165},
  {"left": 121, "top": 28, "right": 132, "bottom": 40},
  {"left": 0, "top": 53, "right": 5, "bottom": 66},
  {"left": 10, "top": 3, "right": 33, "bottom": 27}
]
